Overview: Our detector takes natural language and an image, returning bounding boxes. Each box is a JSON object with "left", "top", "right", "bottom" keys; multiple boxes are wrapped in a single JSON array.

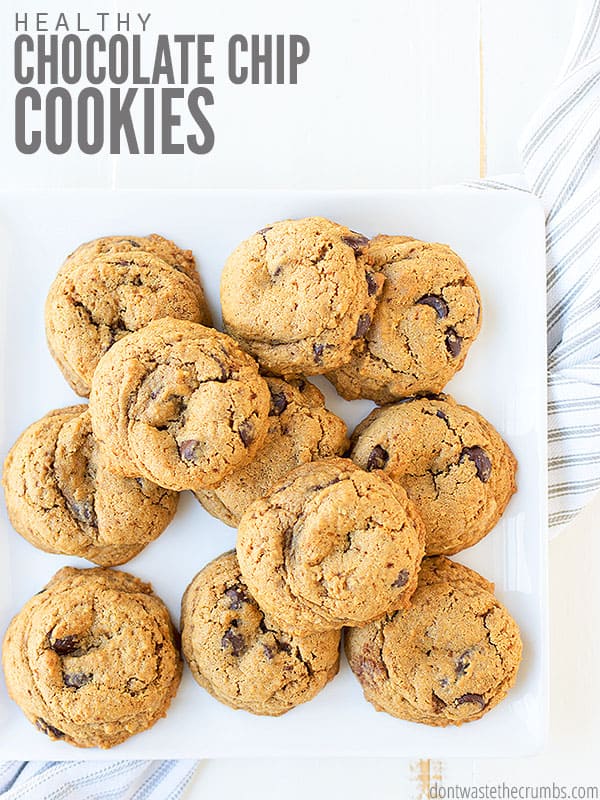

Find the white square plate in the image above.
[{"left": 0, "top": 189, "right": 548, "bottom": 759}]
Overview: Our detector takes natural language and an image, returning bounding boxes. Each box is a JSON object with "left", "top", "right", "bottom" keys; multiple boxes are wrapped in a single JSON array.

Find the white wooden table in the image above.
[{"left": 1, "top": 0, "right": 598, "bottom": 794}]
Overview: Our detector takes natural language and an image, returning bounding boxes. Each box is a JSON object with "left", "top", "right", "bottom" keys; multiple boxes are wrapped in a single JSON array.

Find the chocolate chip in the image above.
[
  {"left": 432, "top": 692, "right": 447, "bottom": 713},
  {"left": 66, "top": 498, "right": 97, "bottom": 528},
  {"left": 63, "top": 672, "right": 92, "bottom": 689},
  {"left": 179, "top": 439, "right": 199, "bottom": 462},
  {"left": 392, "top": 569, "right": 409, "bottom": 589},
  {"left": 36, "top": 719, "right": 64, "bottom": 738},
  {"left": 455, "top": 693, "right": 486, "bottom": 709},
  {"left": 455, "top": 651, "right": 471, "bottom": 678},
  {"left": 436, "top": 410, "right": 448, "bottom": 422},
  {"left": 275, "top": 638, "right": 292, "bottom": 654},
  {"left": 342, "top": 234, "right": 369, "bottom": 253},
  {"left": 224, "top": 586, "right": 249, "bottom": 610},
  {"left": 416, "top": 294, "right": 449, "bottom": 319},
  {"left": 263, "top": 644, "right": 274, "bottom": 660},
  {"left": 221, "top": 628, "right": 246, "bottom": 657},
  {"left": 366, "top": 444, "right": 389, "bottom": 471},
  {"left": 120, "top": 239, "right": 140, "bottom": 247},
  {"left": 116, "top": 259, "right": 133, "bottom": 266},
  {"left": 366, "top": 271, "right": 379, "bottom": 296},
  {"left": 238, "top": 420, "right": 254, "bottom": 447},
  {"left": 460, "top": 446, "right": 492, "bottom": 482},
  {"left": 353, "top": 314, "right": 371, "bottom": 339},
  {"left": 270, "top": 391, "right": 288, "bottom": 416},
  {"left": 445, "top": 328, "right": 463, "bottom": 357},
  {"left": 49, "top": 635, "right": 80, "bottom": 656},
  {"left": 257, "top": 226, "right": 273, "bottom": 236},
  {"left": 313, "top": 343, "right": 325, "bottom": 364}
]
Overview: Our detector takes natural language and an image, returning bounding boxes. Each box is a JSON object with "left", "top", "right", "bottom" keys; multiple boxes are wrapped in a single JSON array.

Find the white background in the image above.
[{"left": 0, "top": 0, "right": 599, "bottom": 796}]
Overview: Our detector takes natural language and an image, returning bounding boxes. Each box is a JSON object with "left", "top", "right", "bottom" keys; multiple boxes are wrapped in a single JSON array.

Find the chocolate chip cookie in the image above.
[
  {"left": 181, "top": 551, "right": 340, "bottom": 716},
  {"left": 63, "top": 233, "right": 201, "bottom": 284},
  {"left": 89, "top": 319, "right": 271, "bottom": 491},
  {"left": 220, "top": 217, "right": 383, "bottom": 376},
  {"left": 46, "top": 236, "right": 212, "bottom": 396},
  {"left": 326, "top": 236, "right": 481, "bottom": 403},
  {"left": 349, "top": 395, "right": 516, "bottom": 555},
  {"left": 194, "top": 377, "right": 349, "bottom": 526},
  {"left": 2, "top": 566, "right": 182, "bottom": 748},
  {"left": 345, "top": 556, "right": 522, "bottom": 726},
  {"left": 236, "top": 457, "right": 425, "bottom": 636},
  {"left": 2, "top": 405, "right": 178, "bottom": 566}
]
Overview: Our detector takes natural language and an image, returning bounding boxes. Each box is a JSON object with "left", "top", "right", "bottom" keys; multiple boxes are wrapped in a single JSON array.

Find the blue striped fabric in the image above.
[
  {"left": 467, "top": 0, "right": 600, "bottom": 533},
  {"left": 0, "top": 760, "right": 199, "bottom": 799},
  {"left": 2, "top": 1, "right": 600, "bottom": 797}
]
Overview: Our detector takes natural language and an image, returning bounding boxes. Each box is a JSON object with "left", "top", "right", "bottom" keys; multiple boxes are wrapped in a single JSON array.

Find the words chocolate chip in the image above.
[
  {"left": 366, "top": 444, "right": 389, "bottom": 471},
  {"left": 460, "top": 446, "right": 492, "bottom": 482},
  {"left": 416, "top": 294, "right": 449, "bottom": 319}
]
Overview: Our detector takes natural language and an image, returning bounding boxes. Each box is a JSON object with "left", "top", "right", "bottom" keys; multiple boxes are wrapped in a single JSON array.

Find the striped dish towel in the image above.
[
  {"left": 2, "top": 2, "right": 599, "bottom": 799},
  {"left": 0, "top": 760, "right": 199, "bottom": 799},
  {"left": 468, "top": 0, "right": 600, "bottom": 535}
]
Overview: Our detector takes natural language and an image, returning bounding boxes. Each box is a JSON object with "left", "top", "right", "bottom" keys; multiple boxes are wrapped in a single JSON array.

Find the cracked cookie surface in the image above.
[
  {"left": 181, "top": 551, "right": 340, "bottom": 715},
  {"left": 326, "top": 236, "right": 481, "bottom": 403},
  {"left": 46, "top": 235, "right": 212, "bottom": 397},
  {"left": 194, "top": 377, "right": 349, "bottom": 526},
  {"left": 89, "top": 319, "right": 271, "bottom": 491},
  {"left": 345, "top": 556, "right": 522, "bottom": 726},
  {"left": 236, "top": 457, "right": 425, "bottom": 636},
  {"left": 62, "top": 233, "right": 202, "bottom": 284},
  {"left": 349, "top": 395, "right": 516, "bottom": 555},
  {"left": 2, "top": 567, "right": 182, "bottom": 748},
  {"left": 2, "top": 405, "right": 178, "bottom": 566},
  {"left": 220, "top": 217, "right": 383, "bottom": 376}
]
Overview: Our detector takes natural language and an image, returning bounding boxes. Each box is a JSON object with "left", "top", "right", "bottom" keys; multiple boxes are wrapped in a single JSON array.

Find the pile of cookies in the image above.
[{"left": 1, "top": 218, "right": 522, "bottom": 749}]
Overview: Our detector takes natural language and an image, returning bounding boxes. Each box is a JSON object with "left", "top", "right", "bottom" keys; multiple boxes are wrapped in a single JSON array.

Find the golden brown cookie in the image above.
[
  {"left": 345, "top": 556, "right": 522, "bottom": 726},
  {"left": 220, "top": 217, "right": 383, "bottom": 376},
  {"left": 326, "top": 237, "right": 481, "bottom": 403},
  {"left": 194, "top": 377, "right": 349, "bottom": 526},
  {"left": 89, "top": 319, "right": 271, "bottom": 491},
  {"left": 236, "top": 457, "right": 425, "bottom": 636},
  {"left": 2, "top": 405, "right": 178, "bottom": 566},
  {"left": 349, "top": 395, "right": 516, "bottom": 555},
  {"left": 63, "top": 234, "right": 201, "bottom": 284},
  {"left": 46, "top": 236, "right": 212, "bottom": 397},
  {"left": 181, "top": 551, "right": 340, "bottom": 716},
  {"left": 2, "top": 567, "right": 182, "bottom": 748}
]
